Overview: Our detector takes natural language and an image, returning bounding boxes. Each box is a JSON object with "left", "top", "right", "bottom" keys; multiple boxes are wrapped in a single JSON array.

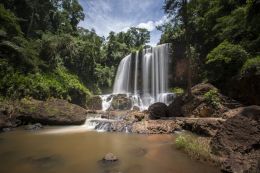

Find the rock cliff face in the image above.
[
  {"left": 168, "top": 83, "right": 242, "bottom": 118},
  {"left": 210, "top": 106, "right": 260, "bottom": 173}
]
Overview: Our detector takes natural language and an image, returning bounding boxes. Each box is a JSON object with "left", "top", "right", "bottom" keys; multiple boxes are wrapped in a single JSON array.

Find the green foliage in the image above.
[
  {"left": 206, "top": 41, "right": 248, "bottom": 83},
  {"left": 170, "top": 87, "right": 184, "bottom": 96},
  {"left": 175, "top": 134, "right": 212, "bottom": 161},
  {"left": 161, "top": 0, "right": 259, "bottom": 88},
  {"left": 0, "top": 4, "right": 22, "bottom": 37},
  {"left": 203, "top": 89, "right": 220, "bottom": 108},
  {"left": 240, "top": 56, "right": 260, "bottom": 76},
  {"left": 0, "top": 65, "right": 90, "bottom": 103},
  {"left": 0, "top": 0, "right": 150, "bottom": 102}
]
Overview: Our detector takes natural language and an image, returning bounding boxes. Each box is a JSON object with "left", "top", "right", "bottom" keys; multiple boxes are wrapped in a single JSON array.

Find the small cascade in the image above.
[
  {"left": 41, "top": 113, "right": 133, "bottom": 134},
  {"left": 84, "top": 117, "right": 115, "bottom": 132},
  {"left": 100, "top": 94, "right": 113, "bottom": 111}
]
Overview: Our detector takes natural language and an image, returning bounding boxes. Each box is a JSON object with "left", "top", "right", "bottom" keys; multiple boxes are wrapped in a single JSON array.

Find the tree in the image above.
[
  {"left": 164, "top": 0, "right": 192, "bottom": 97},
  {"left": 206, "top": 41, "right": 248, "bottom": 85}
]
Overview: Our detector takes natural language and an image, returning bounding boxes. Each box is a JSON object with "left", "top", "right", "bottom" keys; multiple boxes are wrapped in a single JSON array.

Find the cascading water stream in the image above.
[{"left": 103, "top": 43, "right": 175, "bottom": 111}]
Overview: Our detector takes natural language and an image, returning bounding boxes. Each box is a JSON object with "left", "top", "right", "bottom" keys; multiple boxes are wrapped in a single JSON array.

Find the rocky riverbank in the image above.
[{"left": 0, "top": 83, "right": 259, "bottom": 173}]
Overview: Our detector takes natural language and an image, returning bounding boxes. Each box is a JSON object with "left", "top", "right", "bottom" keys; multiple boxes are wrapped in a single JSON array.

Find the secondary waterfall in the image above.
[{"left": 112, "top": 43, "right": 174, "bottom": 110}]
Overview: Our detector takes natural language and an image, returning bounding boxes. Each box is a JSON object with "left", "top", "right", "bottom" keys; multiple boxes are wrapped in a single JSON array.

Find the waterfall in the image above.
[
  {"left": 111, "top": 43, "right": 174, "bottom": 110},
  {"left": 100, "top": 94, "right": 113, "bottom": 111}
]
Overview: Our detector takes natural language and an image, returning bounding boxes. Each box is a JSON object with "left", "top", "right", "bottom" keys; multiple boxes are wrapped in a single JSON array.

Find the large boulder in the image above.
[
  {"left": 86, "top": 95, "right": 102, "bottom": 110},
  {"left": 168, "top": 83, "right": 241, "bottom": 118},
  {"left": 148, "top": 102, "right": 169, "bottom": 119},
  {"left": 210, "top": 106, "right": 260, "bottom": 173},
  {"left": 180, "top": 118, "right": 225, "bottom": 137},
  {"left": 168, "top": 95, "right": 184, "bottom": 117},
  {"left": 16, "top": 98, "right": 88, "bottom": 125},
  {"left": 109, "top": 94, "right": 132, "bottom": 110}
]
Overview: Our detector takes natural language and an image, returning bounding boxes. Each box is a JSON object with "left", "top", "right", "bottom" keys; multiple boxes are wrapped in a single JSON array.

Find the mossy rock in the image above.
[
  {"left": 110, "top": 94, "right": 132, "bottom": 110},
  {"left": 86, "top": 96, "right": 102, "bottom": 110},
  {"left": 16, "top": 98, "right": 88, "bottom": 125}
]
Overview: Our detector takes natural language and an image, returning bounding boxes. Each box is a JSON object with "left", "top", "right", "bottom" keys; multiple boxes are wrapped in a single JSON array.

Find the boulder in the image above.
[
  {"left": 132, "top": 106, "right": 141, "bottom": 111},
  {"left": 210, "top": 106, "right": 260, "bottom": 173},
  {"left": 181, "top": 118, "right": 225, "bottom": 137},
  {"left": 132, "top": 120, "right": 181, "bottom": 134},
  {"left": 16, "top": 98, "right": 88, "bottom": 125},
  {"left": 109, "top": 94, "right": 132, "bottom": 110},
  {"left": 24, "top": 123, "right": 43, "bottom": 130},
  {"left": 168, "top": 95, "right": 184, "bottom": 117},
  {"left": 168, "top": 83, "right": 241, "bottom": 118},
  {"left": 126, "top": 111, "right": 148, "bottom": 122},
  {"left": 148, "top": 102, "right": 169, "bottom": 119},
  {"left": 102, "top": 153, "right": 118, "bottom": 162},
  {"left": 86, "top": 96, "right": 102, "bottom": 110}
]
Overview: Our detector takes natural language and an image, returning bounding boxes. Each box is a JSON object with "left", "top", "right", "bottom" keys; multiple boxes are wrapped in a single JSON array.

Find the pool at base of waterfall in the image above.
[{"left": 0, "top": 128, "right": 220, "bottom": 173}]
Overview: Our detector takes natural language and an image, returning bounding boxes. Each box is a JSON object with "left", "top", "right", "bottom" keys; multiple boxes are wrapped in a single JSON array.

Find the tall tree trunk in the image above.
[{"left": 183, "top": 0, "right": 192, "bottom": 97}]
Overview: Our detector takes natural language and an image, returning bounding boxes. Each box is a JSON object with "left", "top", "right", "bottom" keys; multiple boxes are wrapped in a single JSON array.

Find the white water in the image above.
[
  {"left": 41, "top": 115, "right": 117, "bottom": 134},
  {"left": 101, "top": 44, "right": 174, "bottom": 111},
  {"left": 100, "top": 94, "right": 113, "bottom": 111}
]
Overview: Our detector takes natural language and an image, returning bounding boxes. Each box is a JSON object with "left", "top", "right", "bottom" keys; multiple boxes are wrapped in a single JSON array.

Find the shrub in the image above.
[
  {"left": 240, "top": 56, "right": 260, "bottom": 76},
  {"left": 0, "top": 64, "right": 91, "bottom": 106},
  {"left": 175, "top": 134, "right": 212, "bottom": 161},
  {"left": 206, "top": 41, "right": 249, "bottom": 84},
  {"left": 170, "top": 87, "right": 184, "bottom": 96},
  {"left": 203, "top": 89, "right": 221, "bottom": 108}
]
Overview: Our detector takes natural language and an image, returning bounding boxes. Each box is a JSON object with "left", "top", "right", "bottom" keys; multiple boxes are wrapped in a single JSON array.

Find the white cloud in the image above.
[
  {"left": 135, "top": 15, "right": 169, "bottom": 31},
  {"left": 137, "top": 21, "right": 155, "bottom": 31},
  {"left": 78, "top": 0, "right": 166, "bottom": 44}
]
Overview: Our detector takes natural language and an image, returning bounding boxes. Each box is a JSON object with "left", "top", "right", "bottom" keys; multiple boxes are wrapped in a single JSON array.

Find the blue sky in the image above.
[{"left": 78, "top": 0, "right": 167, "bottom": 46}]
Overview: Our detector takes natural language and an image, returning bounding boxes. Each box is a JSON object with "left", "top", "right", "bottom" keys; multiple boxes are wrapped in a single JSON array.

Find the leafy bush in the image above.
[
  {"left": 175, "top": 134, "right": 212, "bottom": 161},
  {"left": 206, "top": 41, "right": 249, "bottom": 84},
  {"left": 0, "top": 4, "right": 22, "bottom": 36},
  {"left": 240, "top": 56, "right": 260, "bottom": 76},
  {"left": 0, "top": 64, "right": 91, "bottom": 106},
  {"left": 203, "top": 89, "right": 220, "bottom": 108},
  {"left": 170, "top": 87, "right": 184, "bottom": 96}
]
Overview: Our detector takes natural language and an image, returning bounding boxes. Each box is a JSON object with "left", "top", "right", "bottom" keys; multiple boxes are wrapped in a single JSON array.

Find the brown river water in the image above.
[{"left": 0, "top": 127, "right": 220, "bottom": 173}]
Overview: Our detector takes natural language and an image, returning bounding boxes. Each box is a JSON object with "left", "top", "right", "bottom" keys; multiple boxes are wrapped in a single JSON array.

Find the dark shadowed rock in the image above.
[
  {"left": 0, "top": 118, "right": 13, "bottom": 131},
  {"left": 210, "top": 106, "right": 260, "bottom": 173},
  {"left": 226, "top": 68, "right": 260, "bottom": 105},
  {"left": 168, "top": 83, "right": 242, "bottom": 118},
  {"left": 148, "top": 102, "right": 169, "bottom": 119},
  {"left": 168, "top": 95, "right": 184, "bottom": 117}
]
